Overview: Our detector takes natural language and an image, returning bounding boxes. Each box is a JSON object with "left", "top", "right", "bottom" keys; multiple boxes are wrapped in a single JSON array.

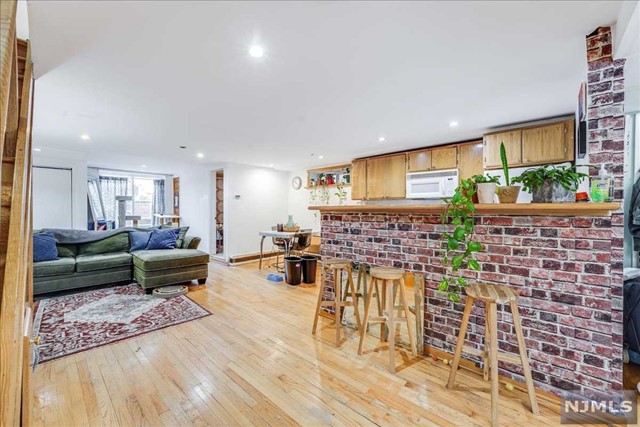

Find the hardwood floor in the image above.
[{"left": 32, "top": 262, "right": 566, "bottom": 426}]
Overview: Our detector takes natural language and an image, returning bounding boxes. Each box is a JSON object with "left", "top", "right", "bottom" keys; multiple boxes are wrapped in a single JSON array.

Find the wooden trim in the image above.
[
  {"left": 229, "top": 250, "right": 283, "bottom": 264},
  {"left": 309, "top": 202, "right": 620, "bottom": 217},
  {"left": 483, "top": 115, "right": 574, "bottom": 136},
  {"left": 306, "top": 163, "right": 351, "bottom": 174},
  {"left": 425, "top": 345, "right": 562, "bottom": 405}
]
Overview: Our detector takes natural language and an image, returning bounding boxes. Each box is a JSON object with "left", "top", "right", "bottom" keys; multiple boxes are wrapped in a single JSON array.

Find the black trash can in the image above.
[
  {"left": 284, "top": 256, "right": 302, "bottom": 286},
  {"left": 301, "top": 255, "right": 318, "bottom": 284}
]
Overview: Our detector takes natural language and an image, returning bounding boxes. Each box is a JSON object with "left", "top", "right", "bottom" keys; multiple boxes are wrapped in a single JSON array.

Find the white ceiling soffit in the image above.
[{"left": 28, "top": 1, "right": 624, "bottom": 170}]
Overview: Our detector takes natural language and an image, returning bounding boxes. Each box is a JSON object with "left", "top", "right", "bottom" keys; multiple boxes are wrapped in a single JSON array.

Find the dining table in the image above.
[{"left": 258, "top": 230, "right": 300, "bottom": 269}]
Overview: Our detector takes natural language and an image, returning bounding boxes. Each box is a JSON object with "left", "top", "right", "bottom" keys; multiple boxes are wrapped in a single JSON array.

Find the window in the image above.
[{"left": 99, "top": 172, "right": 166, "bottom": 228}]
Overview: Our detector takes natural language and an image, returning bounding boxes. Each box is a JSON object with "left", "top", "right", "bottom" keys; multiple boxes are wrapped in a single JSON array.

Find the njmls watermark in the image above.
[{"left": 560, "top": 390, "right": 637, "bottom": 425}]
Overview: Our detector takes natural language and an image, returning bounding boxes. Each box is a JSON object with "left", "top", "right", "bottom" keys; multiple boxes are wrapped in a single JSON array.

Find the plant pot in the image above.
[
  {"left": 476, "top": 183, "right": 497, "bottom": 204},
  {"left": 497, "top": 185, "right": 521, "bottom": 203},
  {"left": 532, "top": 179, "right": 576, "bottom": 203}
]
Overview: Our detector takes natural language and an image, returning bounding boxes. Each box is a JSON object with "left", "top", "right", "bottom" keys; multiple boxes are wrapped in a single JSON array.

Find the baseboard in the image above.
[
  {"left": 424, "top": 345, "right": 561, "bottom": 405},
  {"left": 228, "top": 251, "right": 281, "bottom": 264}
]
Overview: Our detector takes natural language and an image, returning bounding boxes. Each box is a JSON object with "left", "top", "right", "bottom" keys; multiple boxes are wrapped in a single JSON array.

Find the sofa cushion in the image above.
[
  {"left": 161, "top": 225, "right": 189, "bottom": 248},
  {"left": 57, "top": 244, "right": 77, "bottom": 258},
  {"left": 33, "top": 231, "right": 59, "bottom": 262},
  {"left": 33, "top": 257, "right": 76, "bottom": 278},
  {"left": 145, "top": 228, "right": 180, "bottom": 250},
  {"left": 76, "top": 252, "right": 133, "bottom": 273},
  {"left": 132, "top": 249, "right": 209, "bottom": 271},
  {"left": 77, "top": 233, "right": 130, "bottom": 256},
  {"left": 129, "top": 231, "right": 151, "bottom": 251}
]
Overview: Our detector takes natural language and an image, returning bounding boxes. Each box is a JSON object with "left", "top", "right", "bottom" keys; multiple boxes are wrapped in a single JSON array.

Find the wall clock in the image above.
[{"left": 292, "top": 176, "right": 303, "bottom": 190}]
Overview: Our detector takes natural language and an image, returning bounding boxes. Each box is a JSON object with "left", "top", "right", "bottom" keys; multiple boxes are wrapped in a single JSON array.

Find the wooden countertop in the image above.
[{"left": 308, "top": 202, "right": 621, "bottom": 217}]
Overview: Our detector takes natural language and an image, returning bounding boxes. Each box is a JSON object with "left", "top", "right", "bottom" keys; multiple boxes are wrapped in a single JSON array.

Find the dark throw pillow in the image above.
[
  {"left": 130, "top": 231, "right": 151, "bottom": 251},
  {"left": 160, "top": 225, "right": 189, "bottom": 248},
  {"left": 33, "top": 231, "right": 59, "bottom": 262},
  {"left": 145, "top": 228, "right": 180, "bottom": 250}
]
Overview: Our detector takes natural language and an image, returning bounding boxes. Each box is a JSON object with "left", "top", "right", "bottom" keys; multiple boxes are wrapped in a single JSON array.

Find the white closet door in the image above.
[{"left": 33, "top": 167, "right": 73, "bottom": 229}]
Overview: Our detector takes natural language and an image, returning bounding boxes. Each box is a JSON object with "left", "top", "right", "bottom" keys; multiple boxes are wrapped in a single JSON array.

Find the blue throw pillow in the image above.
[
  {"left": 129, "top": 231, "right": 151, "bottom": 251},
  {"left": 145, "top": 228, "right": 180, "bottom": 250},
  {"left": 33, "top": 231, "right": 58, "bottom": 262}
]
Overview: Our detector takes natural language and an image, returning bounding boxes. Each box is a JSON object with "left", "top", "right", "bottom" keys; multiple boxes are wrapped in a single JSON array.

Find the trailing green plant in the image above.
[
  {"left": 511, "top": 164, "right": 588, "bottom": 193},
  {"left": 439, "top": 178, "right": 482, "bottom": 302},
  {"left": 500, "top": 142, "right": 510, "bottom": 186},
  {"left": 472, "top": 174, "right": 500, "bottom": 184},
  {"left": 334, "top": 184, "right": 347, "bottom": 203}
]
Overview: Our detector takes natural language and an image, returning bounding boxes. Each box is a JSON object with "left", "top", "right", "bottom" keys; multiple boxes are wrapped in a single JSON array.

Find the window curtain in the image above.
[
  {"left": 152, "top": 179, "right": 165, "bottom": 226},
  {"left": 99, "top": 176, "right": 131, "bottom": 227}
]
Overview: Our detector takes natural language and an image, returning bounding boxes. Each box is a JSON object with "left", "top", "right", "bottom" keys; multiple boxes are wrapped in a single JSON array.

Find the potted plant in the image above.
[
  {"left": 497, "top": 142, "right": 520, "bottom": 203},
  {"left": 439, "top": 178, "right": 482, "bottom": 302},
  {"left": 334, "top": 184, "right": 347, "bottom": 205},
  {"left": 512, "top": 164, "right": 588, "bottom": 203},
  {"left": 472, "top": 174, "right": 500, "bottom": 204}
]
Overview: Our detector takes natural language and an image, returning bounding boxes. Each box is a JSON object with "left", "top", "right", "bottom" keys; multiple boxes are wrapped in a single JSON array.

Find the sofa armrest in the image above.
[{"left": 182, "top": 235, "right": 201, "bottom": 250}]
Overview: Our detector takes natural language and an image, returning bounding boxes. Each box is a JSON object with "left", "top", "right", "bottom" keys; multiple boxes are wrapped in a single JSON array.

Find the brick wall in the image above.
[
  {"left": 321, "top": 212, "right": 617, "bottom": 397},
  {"left": 585, "top": 26, "right": 625, "bottom": 392}
]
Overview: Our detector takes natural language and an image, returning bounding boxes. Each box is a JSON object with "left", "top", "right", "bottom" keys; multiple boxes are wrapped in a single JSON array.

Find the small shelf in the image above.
[
  {"left": 307, "top": 164, "right": 351, "bottom": 188},
  {"left": 304, "top": 184, "right": 351, "bottom": 190}
]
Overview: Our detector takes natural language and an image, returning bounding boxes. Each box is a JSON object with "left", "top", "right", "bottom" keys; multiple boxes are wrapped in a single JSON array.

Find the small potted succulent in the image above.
[
  {"left": 472, "top": 174, "right": 500, "bottom": 204},
  {"left": 512, "top": 164, "right": 588, "bottom": 203},
  {"left": 497, "top": 142, "right": 520, "bottom": 203}
]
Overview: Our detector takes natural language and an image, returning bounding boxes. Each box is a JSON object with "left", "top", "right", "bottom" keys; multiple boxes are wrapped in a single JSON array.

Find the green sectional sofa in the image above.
[{"left": 33, "top": 230, "right": 209, "bottom": 295}]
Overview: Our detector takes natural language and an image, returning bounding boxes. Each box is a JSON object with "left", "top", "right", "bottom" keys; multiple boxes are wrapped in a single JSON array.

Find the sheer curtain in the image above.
[
  {"left": 99, "top": 176, "right": 131, "bottom": 227},
  {"left": 152, "top": 179, "right": 165, "bottom": 226}
]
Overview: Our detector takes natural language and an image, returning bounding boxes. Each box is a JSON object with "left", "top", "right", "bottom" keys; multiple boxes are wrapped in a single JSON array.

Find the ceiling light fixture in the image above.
[
  {"left": 318, "top": 155, "right": 324, "bottom": 159},
  {"left": 33, "top": 148, "right": 42, "bottom": 152},
  {"left": 80, "top": 134, "right": 90, "bottom": 141},
  {"left": 269, "top": 163, "right": 274, "bottom": 167},
  {"left": 197, "top": 153, "right": 204, "bottom": 158},
  {"left": 378, "top": 136, "right": 385, "bottom": 142},
  {"left": 449, "top": 121, "right": 459, "bottom": 127},
  {"left": 141, "top": 165, "right": 147, "bottom": 168},
  {"left": 249, "top": 45, "right": 265, "bottom": 58}
]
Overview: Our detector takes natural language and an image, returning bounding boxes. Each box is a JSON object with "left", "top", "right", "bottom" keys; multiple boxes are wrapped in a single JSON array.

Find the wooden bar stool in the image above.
[
  {"left": 311, "top": 259, "right": 362, "bottom": 346},
  {"left": 446, "top": 283, "right": 539, "bottom": 427},
  {"left": 358, "top": 267, "right": 417, "bottom": 373}
]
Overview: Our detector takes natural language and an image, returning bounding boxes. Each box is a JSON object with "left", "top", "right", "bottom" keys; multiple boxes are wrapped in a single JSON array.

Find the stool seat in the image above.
[
  {"left": 369, "top": 267, "right": 404, "bottom": 280},
  {"left": 465, "top": 283, "right": 518, "bottom": 304}
]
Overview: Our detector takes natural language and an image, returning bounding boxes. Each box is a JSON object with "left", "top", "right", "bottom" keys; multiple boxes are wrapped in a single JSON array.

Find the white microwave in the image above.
[{"left": 406, "top": 169, "right": 459, "bottom": 199}]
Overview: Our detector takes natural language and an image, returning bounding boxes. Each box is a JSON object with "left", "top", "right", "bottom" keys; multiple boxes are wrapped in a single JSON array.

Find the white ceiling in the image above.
[{"left": 28, "top": 1, "right": 623, "bottom": 171}]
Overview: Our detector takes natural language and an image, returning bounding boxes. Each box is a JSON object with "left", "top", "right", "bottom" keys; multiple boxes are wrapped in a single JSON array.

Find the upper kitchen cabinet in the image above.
[
  {"left": 458, "top": 141, "right": 484, "bottom": 180},
  {"left": 364, "top": 154, "right": 406, "bottom": 200},
  {"left": 483, "top": 130, "right": 523, "bottom": 169},
  {"left": 431, "top": 146, "right": 458, "bottom": 170},
  {"left": 351, "top": 159, "right": 367, "bottom": 200},
  {"left": 407, "top": 150, "right": 432, "bottom": 172},
  {"left": 521, "top": 119, "right": 575, "bottom": 166}
]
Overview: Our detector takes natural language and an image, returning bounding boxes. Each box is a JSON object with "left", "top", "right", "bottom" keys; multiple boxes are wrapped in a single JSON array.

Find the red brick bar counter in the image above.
[{"left": 310, "top": 203, "right": 621, "bottom": 398}]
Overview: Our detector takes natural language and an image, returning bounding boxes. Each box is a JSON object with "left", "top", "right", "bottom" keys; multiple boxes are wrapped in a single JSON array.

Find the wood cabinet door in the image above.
[
  {"left": 483, "top": 130, "right": 522, "bottom": 169},
  {"left": 522, "top": 121, "right": 572, "bottom": 165},
  {"left": 407, "top": 150, "right": 431, "bottom": 172},
  {"left": 350, "top": 159, "right": 367, "bottom": 200},
  {"left": 384, "top": 154, "right": 407, "bottom": 199},
  {"left": 431, "top": 146, "right": 458, "bottom": 170},
  {"left": 366, "top": 157, "right": 386, "bottom": 200},
  {"left": 458, "top": 141, "right": 484, "bottom": 181}
]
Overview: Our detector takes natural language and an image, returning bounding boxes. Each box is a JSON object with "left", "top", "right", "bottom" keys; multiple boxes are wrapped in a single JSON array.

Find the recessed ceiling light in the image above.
[
  {"left": 378, "top": 136, "right": 385, "bottom": 142},
  {"left": 269, "top": 163, "right": 274, "bottom": 167},
  {"left": 33, "top": 148, "right": 42, "bottom": 152},
  {"left": 197, "top": 153, "right": 204, "bottom": 158},
  {"left": 141, "top": 164, "right": 147, "bottom": 168},
  {"left": 318, "top": 155, "right": 324, "bottom": 159},
  {"left": 449, "top": 121, "right": 459, "bottom": 127},
  {"left": 249, "top": 45, "right": 265, "bottom": 58},
  {"left": 80, "top": 134, "right": 90, "bottom": 141}
]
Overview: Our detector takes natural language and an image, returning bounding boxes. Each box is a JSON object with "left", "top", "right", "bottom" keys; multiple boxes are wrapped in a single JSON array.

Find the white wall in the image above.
[{"left": 223, "top": 163, "right": 289, "bottom": 259}]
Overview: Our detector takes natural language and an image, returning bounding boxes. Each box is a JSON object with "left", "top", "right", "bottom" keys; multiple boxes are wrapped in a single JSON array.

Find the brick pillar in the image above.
[{"left": 585, "top": 26, "right": 625, "bottom": 390}]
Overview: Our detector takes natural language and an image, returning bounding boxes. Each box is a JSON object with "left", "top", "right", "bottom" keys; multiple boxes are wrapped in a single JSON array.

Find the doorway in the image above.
[{"left": 213, "top": 170, "right": 224, "bottom": 259}]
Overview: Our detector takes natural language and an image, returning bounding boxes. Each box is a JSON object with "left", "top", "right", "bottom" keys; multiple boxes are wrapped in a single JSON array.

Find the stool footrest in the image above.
[
  {"left": 461, "top": 345, "right": 522, "bottom": 365},
  {"left": 367, "top": 317, "right": 386, "bottom": 323}
]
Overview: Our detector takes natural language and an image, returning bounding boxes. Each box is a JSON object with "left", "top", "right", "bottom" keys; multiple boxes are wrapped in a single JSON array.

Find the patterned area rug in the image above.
[{"left": 33, "top": 283, "right": 211, "bottom": 363}]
